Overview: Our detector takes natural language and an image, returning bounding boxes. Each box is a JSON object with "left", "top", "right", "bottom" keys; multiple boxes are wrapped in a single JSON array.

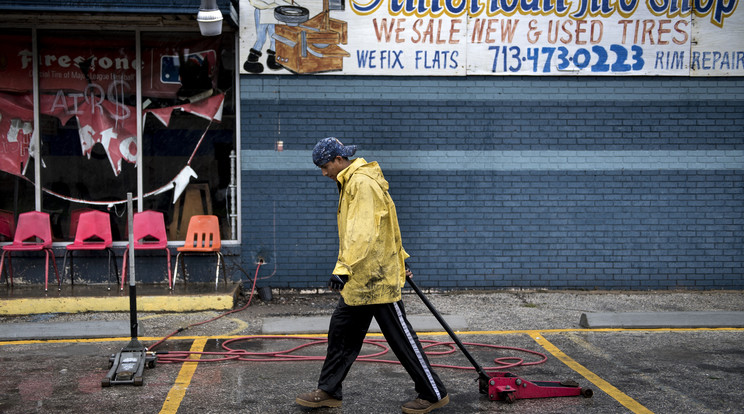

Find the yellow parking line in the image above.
[
  {"left": 527, "top": 331, "right": 653, "bottom": 414},
  {"left": 159, "top": 338, "right": 207, "bottom": 414}
]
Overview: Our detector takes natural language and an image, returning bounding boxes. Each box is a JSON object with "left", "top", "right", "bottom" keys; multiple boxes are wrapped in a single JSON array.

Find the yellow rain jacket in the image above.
[{"left": 333, "top": 158, "right": 409, "bottom": 306}]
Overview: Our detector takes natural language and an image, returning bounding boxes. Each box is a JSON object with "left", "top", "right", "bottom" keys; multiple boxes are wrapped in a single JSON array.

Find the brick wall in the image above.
[{"left": 240, "top": 76, "right": 744, "bottom": 290}]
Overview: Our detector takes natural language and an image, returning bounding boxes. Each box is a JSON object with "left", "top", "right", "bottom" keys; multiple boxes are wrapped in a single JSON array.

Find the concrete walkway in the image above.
[{"left": 4, "top": 311, "right": 744, "bottom": 341}]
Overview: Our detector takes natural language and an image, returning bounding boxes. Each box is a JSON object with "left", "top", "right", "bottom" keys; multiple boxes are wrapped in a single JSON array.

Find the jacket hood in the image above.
[{"left": 339, "top": 158, "right": 389, "bottom": 192}]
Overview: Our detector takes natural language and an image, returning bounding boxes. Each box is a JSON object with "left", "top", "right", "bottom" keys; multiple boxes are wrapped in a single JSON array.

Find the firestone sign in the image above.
[{"left": 239, "top": 0, "right": 743, "bottom": 76}]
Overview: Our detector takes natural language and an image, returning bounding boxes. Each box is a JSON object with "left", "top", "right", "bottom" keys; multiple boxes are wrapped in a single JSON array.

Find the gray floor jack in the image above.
[{"left": 102, "top": 195, "right": 157, "bottom": 387}]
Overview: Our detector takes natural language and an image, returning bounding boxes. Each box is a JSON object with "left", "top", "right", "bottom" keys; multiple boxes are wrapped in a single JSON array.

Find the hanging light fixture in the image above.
[{"left": 197, "top": 0, "right": 223, "bottom": 36}]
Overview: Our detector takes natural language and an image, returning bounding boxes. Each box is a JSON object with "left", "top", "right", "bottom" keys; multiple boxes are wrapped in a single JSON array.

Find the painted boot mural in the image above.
[
  {"left": 243, "top": 48, "right": 264, "bottom": 73},
  {"left": 244, "top": 49, "right": 283, "bottom": 73}
]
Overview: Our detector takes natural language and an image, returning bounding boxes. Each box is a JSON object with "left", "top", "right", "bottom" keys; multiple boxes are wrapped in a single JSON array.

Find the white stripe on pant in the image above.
[{"left": 317, "top": 297, "right": 447, "bottom": 403}]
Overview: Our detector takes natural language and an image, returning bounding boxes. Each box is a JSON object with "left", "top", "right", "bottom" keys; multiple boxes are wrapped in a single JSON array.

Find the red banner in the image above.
[
  {"left": 0, "top": 34, "right": 220, "bottom": 98},
  {"left": 0, "top": 91, "right": 224, "bottom": 177},
  {"left": 44, "top": 94, "right": 139, "bottom": 175},
  {"left": 0, "top": 93, "right": 34, "bottom": 176},
  {"left": 0, "top": 35, "right": 34, "bottom": 93}
]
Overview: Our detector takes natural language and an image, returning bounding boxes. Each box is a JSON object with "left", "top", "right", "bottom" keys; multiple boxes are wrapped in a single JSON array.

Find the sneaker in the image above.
[
  {"left": 295, "top": 389, "right": 342, "bottom": 408},
  {"left": 401, "top": 394, "right": 450, "bottom": 413}
]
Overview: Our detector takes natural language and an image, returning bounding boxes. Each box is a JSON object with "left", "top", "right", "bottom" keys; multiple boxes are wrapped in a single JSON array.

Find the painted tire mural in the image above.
[{"left": 274, "top": 6, "right": 309, "bottom": 25}]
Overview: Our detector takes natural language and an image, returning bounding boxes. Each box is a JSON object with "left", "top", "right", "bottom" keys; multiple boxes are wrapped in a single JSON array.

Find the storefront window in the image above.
[{"left": 0, "top": 27, "right": 237, "bottom": 243}]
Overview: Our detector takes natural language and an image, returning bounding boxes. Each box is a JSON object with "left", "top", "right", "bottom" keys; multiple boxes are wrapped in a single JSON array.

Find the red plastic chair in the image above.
[
  {"left": 173, "top": 215, "right": 226, "bottom": 288},
  {"left": 0, "top": 209, "right": 14, "bottom": 241},
  {"left": 0, "top": 211, "right": 60, "bottom": 291},
  {"left": 120, "top": 210, "right": 171, "bottom": 290},
  {"left": 69, "top": 208, "right": 95, "bottom": 240},
  {"left": 63, "top": 210, "right": 118, "bottom": 287}
]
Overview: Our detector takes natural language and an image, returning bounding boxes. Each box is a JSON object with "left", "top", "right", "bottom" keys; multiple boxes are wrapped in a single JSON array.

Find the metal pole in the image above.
[
  {"left": 135, "top": 30, "right": 144, "bottom": 212},
  {"left": 229, "top": 150, "right": 237, "bottom": 240},
  {"left": 32, "top": 28, "right": 41, "bottom": 211},
  {"left": 127, "top": 193, "right": 138, "bottom": 339},
  {"left": 233, "top": 33, "right": 241, "bottom": 244}
]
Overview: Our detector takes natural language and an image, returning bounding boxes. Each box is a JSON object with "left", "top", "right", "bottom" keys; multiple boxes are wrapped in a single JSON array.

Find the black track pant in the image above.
[{"left": 317, "top": 297, "right": 447, "bottom": 402}]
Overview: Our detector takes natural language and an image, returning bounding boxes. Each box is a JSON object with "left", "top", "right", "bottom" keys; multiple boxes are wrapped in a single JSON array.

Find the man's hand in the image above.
[
  {"left": 328, "top": 274, "right": 348, "bottom": 291},
  {"left": 405, "top": 263, "right": 413, "bottom": 279}
]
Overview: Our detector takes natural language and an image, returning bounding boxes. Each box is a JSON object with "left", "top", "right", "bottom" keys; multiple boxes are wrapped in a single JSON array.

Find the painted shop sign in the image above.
[{"left": 238, "top": 0, "right": 743, "bottom": 76}]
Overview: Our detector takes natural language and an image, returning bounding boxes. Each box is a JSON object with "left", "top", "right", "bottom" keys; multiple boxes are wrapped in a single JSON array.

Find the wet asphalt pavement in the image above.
[{"left": 0, "top": 287, "right": 743, "bottom": 413}]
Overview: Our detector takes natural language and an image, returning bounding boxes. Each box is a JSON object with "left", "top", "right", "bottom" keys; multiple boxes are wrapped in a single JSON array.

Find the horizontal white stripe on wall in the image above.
[{"left": 242, "top": 150, "right": 744, "bottom": 171}]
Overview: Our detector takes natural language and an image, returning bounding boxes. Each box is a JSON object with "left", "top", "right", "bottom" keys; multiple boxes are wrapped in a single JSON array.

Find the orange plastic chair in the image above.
[
  {"left": 0, "top": 211, "right": 60, "bottom": 291},
  {"left": 120, "top": 210, "right": 171, "bottom": 290},
  {"left": 173, "top": 215, "right": 226, "bottom": 288},
  {"left": 63, "top": 210, "right": 119, "bottom": 287},
  {"left": 0, "top": 209, "right": 14, "bottom": 241}
]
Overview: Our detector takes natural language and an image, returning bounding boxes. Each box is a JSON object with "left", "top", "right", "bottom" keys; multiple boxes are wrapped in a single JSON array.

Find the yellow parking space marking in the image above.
[
  {"left": 528, "top": 331, "right": 653, "bottom": 414},
  {"left": 159, "top": 338, "right": 207, "bottom": 414}
]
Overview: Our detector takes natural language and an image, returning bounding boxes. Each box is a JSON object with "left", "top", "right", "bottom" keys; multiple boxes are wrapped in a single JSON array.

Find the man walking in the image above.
[{"left": 296, "top": 137, "right": 449, "bottom": 413}]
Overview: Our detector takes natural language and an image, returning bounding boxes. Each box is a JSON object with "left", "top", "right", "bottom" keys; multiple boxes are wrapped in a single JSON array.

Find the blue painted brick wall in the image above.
[{"left": 240, "top": 76, "right": 744, "bottom": 290}]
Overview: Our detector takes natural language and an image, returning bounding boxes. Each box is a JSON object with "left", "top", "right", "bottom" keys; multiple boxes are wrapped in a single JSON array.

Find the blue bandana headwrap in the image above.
[{"left": 312, "top": 137, "right": 357, "bottom": 167}]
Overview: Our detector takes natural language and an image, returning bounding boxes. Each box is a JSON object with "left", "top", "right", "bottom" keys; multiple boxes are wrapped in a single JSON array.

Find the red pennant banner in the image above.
[{"left": 0, "top": 91, "right": 224, "bottom": 177}]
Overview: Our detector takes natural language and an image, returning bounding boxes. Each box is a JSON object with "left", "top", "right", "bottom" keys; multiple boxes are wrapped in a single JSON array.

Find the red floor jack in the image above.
[{"left": 406, "top": 275, "right": 593, "bottom": 403}]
